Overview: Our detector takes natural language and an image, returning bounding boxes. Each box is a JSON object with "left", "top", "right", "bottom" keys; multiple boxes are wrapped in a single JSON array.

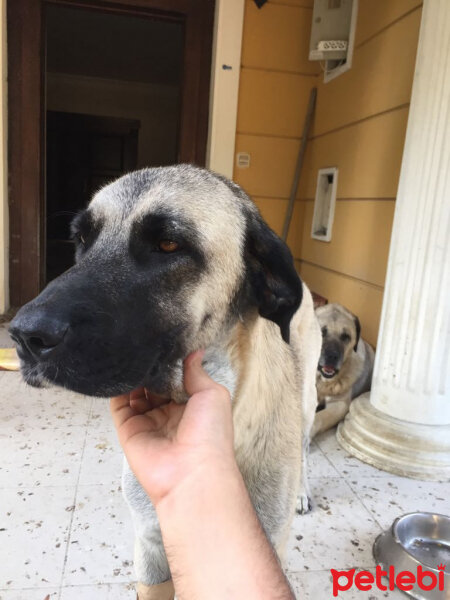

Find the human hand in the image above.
[{"left": 110, "top": 351, "right": 236, "bottom": 507}]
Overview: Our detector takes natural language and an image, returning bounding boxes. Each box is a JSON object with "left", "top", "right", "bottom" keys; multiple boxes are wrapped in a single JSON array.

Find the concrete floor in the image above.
[{"left": 0, "top": 323, "right": 449, "bottom": 599}]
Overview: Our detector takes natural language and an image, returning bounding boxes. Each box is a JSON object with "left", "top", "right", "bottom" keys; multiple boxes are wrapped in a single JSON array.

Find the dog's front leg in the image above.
[
  {"left": 311, "top": 394, "right": 352, "bottom": 437},
  {"left": 297, "top": 379, "right": 317, "bottom": 514},
  {"left": 297, "top": 440, "right": 312, "bottom": 514},
  {"left": 122, "top": 460, "right": 175, "bottom": 600}
]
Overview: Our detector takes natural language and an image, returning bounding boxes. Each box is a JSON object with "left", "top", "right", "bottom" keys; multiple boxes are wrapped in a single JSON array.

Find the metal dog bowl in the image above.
[{"left": 373, "top": 513, "right": 450, "bottom": 599}]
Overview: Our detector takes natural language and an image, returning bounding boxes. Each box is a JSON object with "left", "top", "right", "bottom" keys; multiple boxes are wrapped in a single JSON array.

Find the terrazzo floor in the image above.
[{"left": 0, "top": 323, "right": 449, "bottom": 599}]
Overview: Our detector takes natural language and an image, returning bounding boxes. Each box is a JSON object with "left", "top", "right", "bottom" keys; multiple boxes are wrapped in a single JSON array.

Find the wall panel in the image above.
[
  {"left": 300, "top": 199, "right": 395, "bottom": 285},
  {"left": 234, "top": 0, "right": 421, "bottom": 344},
  {"left": 234, "top": 133, "right": 300, "bottom": 198},
  {"left": 355, "top": 0, "right": 422, "bottom": 46},
  {"left": 313, "top": 9, "right": 420, "bottom": 136},
  {"left": 237, "top": 68, "right": 317, "bottom": 137},
  {"left": 241, "top": 0, "right": 316, "bottom": 74},
  {"left": 300, "top": 107, "right": 410, "bottom": 199}
]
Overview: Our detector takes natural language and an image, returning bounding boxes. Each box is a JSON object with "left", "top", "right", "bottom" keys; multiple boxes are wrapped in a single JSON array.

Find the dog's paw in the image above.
[{"left": 296, "top": 493, "right": 312, "bottom": 515}]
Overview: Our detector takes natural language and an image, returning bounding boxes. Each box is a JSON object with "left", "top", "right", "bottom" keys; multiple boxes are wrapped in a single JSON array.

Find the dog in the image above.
[
  {"left": 9, "top": 165, "right": 321, "bottom": 599},
  {"left": 312, "top": 303, "right": 375, "bottom": 437}
]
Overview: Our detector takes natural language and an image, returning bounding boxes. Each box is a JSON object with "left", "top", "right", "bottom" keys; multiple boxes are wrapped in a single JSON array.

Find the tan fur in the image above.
[
  {"left": 89, "top": 166, "right": 321, "bottom": 589},
  {"left": 226, "top": 282, "right": 321, "bottom": 535}
]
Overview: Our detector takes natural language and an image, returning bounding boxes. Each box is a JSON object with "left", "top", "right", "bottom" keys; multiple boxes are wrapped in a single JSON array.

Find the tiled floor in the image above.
[{"left": 1, "top": 324, "right": 449, "bottom": 599}]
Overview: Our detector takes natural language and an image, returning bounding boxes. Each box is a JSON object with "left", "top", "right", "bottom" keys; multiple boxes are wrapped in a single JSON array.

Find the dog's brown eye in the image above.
[
  {"left": 159, "top": 240, "right": 179, "bottom": 253},
  {"left": 340, "top": 332, "right": 351, "bottom": 343}
]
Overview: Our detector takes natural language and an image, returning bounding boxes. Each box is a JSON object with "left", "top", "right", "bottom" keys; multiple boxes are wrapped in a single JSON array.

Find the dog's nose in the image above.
[
  {"left": 10, "top": 313, "right": 69, "bottom": 360},
  {"left": 325, "top": 349, "right": 340, "bottom": 364}
]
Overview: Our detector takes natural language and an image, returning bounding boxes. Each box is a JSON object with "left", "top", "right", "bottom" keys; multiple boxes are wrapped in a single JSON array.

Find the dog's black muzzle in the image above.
[
  {"left": 10, "top": 263, "right": 185, "bottom": 397},
  {"left": 10, "top": 309, "right": 68, "bottom": 363},
  {"left": 318, "top": 340, "right": 344, "bottom": 379}
]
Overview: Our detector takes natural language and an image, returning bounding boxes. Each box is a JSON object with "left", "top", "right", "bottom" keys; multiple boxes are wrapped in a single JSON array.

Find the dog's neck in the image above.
[
  {"left": 170, "top": 311, "right": 294, "bottom": 412},
  {"left": 202, "top": 331, "right": 239, "bottom": 399},
  {"left": 168, "top": 319, "right": 241, "bottom": 403},
  {"left": 218, "top": 311, "right": 297, "bottom": 415}
]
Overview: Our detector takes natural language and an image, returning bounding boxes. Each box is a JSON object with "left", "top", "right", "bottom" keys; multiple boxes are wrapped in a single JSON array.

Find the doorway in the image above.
[
  {"left": 45, "top": 3, "right": 185, "bottom": 281},
  {"left": 46, "top": 111, "right": 140, "bottom": 279},
  {"left": 8, "top": 0, "right": 214, "bottom": 305}
]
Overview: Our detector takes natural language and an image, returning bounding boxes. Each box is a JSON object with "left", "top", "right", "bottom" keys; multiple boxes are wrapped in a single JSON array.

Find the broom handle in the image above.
[{"left": 281, "top": 87, "right": 317, "bottom": 242}]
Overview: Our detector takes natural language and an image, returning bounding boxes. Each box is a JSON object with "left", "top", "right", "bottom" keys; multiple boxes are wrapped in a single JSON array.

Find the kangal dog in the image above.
[{"left": 10, "top": 165, "right": 321, "bottom": 599}]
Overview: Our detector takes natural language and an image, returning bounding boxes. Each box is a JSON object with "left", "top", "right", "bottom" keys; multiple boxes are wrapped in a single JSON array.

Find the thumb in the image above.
[
  {"left": 180, "top": 350, "right": 234, "bottom": 448},
  {"left": 183, "top": 350, "right": 223, "bottom": 396}
]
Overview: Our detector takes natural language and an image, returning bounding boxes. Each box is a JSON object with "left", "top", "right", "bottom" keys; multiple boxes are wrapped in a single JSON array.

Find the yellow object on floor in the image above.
[{"left": 0, "top": 348, "right": 20, "bottom": 371}]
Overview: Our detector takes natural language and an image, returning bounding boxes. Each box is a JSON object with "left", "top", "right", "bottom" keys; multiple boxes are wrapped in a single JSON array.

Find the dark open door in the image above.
[
  {"left": 46, "top": 112, "right": 140, "bottom": 281},
  {"left": 8, "top": 0, "right": 215, "bottom": 306}
]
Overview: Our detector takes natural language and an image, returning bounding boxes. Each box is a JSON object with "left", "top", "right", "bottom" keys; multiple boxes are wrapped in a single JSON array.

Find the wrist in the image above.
[
  {"left": 151, "top": 454, "right": 242, "bottom": 514},
  {"left": 153, "top": 456, "right": 295, "bottom": 600}
]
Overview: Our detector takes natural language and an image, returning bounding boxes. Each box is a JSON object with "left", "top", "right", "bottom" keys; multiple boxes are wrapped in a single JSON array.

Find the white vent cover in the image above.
[
  {"left": 311, "top": 167, "right": 338, "bottom": 242},
  {"left": 236, "top": 152, "right": 250, "bottom": 168}
]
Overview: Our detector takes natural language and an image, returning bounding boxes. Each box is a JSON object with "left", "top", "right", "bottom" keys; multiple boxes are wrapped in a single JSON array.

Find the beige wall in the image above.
[
  {"left": 47, "top": 73, "right": 180, "bottom": 168},
  {"left": 0, "top": 0, "right": 7, "bottom": 314},
  {"left": 234, "top": 0, "right": 422, "bottom": 346},
  {"left": 233, "top": 0, "right": 318, "bottom": 261}
]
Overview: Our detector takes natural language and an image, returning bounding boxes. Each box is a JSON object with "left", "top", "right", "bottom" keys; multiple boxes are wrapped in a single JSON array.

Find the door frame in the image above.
[
  {"left": 206, "top": 0, "right": 245, "bottom": 180},
  {"left": 7, "top": 0, "right": 215, "bottom": 306}
]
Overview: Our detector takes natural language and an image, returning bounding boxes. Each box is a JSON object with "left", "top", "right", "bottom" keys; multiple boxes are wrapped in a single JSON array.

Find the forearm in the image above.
[{"left": 154, "top": 461, "right": 294, "bottom": 600}]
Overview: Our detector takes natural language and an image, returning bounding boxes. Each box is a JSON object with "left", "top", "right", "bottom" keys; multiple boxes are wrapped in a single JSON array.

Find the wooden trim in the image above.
[
  {"left": 297, "top": 259, "right": 385, "bottom": 291},
  {"left": 8, "top": 0, "right": 215, "bottom": 306},
  {"left": 45, "top": 0, "right": 190, "bottom": 18},
  {"left": 310, "top": 103, "right": 410, "bottom": 141},
  {"left": 206, "top": 0, "right": 245, "bottom": 178},
  {"left": 354, "top": 3, "right": 423, "bottom": 50},
  {"left": 8, "top": 0, "right": 44, "bottom": 305}
]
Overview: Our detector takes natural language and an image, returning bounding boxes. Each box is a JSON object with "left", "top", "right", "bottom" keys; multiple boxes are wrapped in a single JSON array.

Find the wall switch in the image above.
[{"left": 236, "top": 152, "right": 250, "bottom": 168}]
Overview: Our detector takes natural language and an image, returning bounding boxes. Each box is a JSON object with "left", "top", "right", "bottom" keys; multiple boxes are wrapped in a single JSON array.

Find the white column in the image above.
[{"left": 337, "top": 0, "right": 450, "bottom": 481}]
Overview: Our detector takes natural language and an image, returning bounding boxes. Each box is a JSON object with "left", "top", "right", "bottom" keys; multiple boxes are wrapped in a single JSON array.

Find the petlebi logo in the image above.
[{"left": 330, "top": 564, "right": 446, "bottom": 596}]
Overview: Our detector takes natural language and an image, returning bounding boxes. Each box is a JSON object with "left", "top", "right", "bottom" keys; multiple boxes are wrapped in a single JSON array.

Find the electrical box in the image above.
[{"left": 309, "top": 0, "right": 355, "bottom": 62}]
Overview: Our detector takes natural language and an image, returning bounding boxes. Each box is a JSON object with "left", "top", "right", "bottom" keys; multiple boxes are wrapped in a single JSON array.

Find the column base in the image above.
[{"left": 337, "top": 394, "right": 450, "bottom": 481}]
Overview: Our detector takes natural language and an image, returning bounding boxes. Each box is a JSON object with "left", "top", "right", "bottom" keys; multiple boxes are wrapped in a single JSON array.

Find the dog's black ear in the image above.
[
  {"left": 244, "top": 214, "right": 302, "bottom": 344},
  {"left": 353, "top": 315, "right": 361, "bottom": 352}
]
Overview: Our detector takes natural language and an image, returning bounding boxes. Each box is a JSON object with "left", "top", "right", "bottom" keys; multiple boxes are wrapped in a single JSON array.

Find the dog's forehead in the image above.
[
  {"left": 317, "top": 305, "right": 354, "bottom": 333},
  {"left": 88, "top": 166, "right": 246, "bottom": 236}
]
